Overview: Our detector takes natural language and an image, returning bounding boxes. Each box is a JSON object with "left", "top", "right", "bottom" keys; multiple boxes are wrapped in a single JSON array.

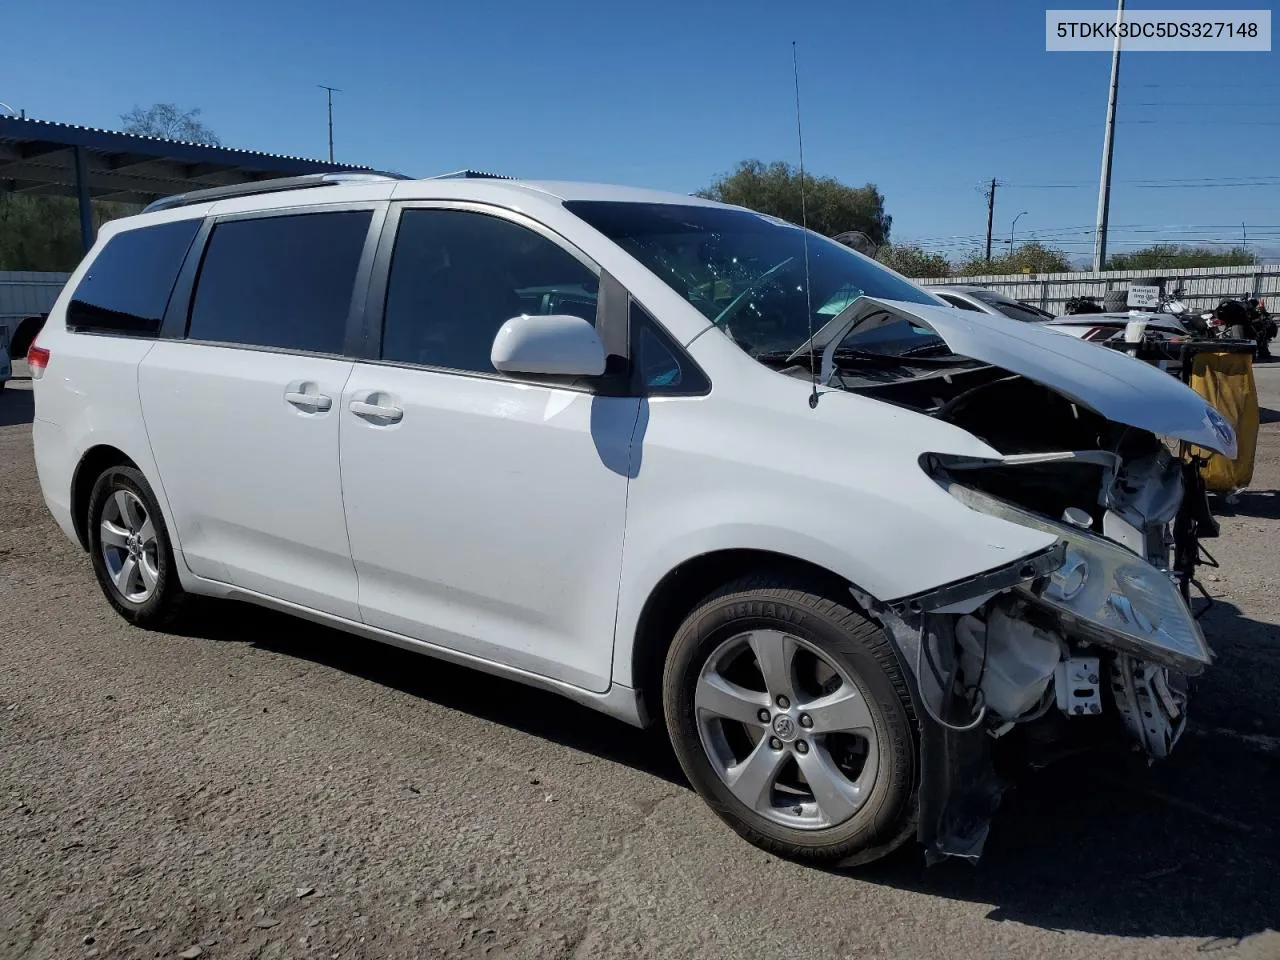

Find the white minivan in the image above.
[{"left": 30, "top": 172, "right": 1235, "bottom": 866}]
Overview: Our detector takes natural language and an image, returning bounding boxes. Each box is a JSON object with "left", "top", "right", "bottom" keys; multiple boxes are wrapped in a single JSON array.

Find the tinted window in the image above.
[
  {"left": 973, "top": 291, "right": 1053, "bottom": 322},
  {"left": 630, "top": 300, "right": 708, "bottom": 394},
  {"left": 67, "top": 219, "right": 200, "bottom": 334},
  {"left": 187, "top": 210, "right": 372, "bottom": 353},
  {"left": 381, "top": 209, "right": 598, "bottom": 372},
  {"left": 564, "top": 201, "right": 933, "bottom": 358}
]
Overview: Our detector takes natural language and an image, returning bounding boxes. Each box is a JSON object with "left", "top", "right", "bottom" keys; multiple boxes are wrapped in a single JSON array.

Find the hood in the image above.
[{"left": 797, "top": 297, "right": 1236, "bottom": 457}]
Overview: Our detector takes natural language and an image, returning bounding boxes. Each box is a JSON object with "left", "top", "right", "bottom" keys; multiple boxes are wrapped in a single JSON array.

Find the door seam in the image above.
[{"left": 335, "top": 361, "right": 363, "bottom": 620}]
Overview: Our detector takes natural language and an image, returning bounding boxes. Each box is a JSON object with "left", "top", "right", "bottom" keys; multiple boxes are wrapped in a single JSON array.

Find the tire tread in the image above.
[{"left": 663, "top": 569, "right": 919, "bottom": 867}]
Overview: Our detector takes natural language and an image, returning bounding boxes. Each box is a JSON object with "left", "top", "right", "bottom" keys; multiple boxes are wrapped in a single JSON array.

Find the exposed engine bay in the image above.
[{"left": 770, "top": 315, "right": 1226, "bottom": 862}]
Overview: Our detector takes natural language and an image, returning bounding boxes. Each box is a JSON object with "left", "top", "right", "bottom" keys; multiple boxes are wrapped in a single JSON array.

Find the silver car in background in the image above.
[{"left": 930, "top": 285, "right": 1056, "bottom": 324}]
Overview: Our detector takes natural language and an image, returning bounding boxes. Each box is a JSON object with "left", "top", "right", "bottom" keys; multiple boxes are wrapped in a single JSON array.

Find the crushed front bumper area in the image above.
[{"left": 867, "top": 487, "right": 1210, "bottom": 864}]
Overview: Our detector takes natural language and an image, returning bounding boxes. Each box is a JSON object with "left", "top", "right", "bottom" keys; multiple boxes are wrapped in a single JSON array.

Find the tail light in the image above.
[{"left": 27, "top": 343, "right": 50, "bottom": 380}]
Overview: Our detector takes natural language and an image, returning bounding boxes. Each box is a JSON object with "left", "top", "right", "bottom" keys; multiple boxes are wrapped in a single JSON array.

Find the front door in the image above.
[{"left": 339, "top": 206, "right": 637, "bottom": 691}]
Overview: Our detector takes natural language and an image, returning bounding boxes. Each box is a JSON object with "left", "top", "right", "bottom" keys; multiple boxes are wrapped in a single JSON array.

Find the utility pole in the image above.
[
  {"left": 318, "top": 85, "right": 340, "bottom": 162},
  {"left": 1092, "top": 0, "right": 1125, "bottom": 271},
  {"left": 984, "top": 178, "right": 997, "bottom": 261}
]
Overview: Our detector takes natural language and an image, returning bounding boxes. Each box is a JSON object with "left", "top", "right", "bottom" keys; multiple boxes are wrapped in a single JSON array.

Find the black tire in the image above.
[
  {"left": 86, "top": 465, "right": 187, "bottom": 628},
  {"left": 662, "top": 573, "right": 917, "bottom": 867},
  {"left": 1102, "top": 289, "right": 1130, "bottom": 312},
  {"left": 10, "top": 315, "right": 45, "bottom": 361}
]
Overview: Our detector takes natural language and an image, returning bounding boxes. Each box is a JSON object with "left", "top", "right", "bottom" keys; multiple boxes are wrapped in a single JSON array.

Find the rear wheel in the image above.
[
  {"left": 662, "top": 573, "right": 917, "bottom": 866},
  {"left": 86, "top": 465, "right": 187, "bottom": 627}
]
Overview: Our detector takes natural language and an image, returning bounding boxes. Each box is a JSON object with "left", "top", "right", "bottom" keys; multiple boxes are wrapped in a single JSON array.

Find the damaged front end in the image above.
[
  {"left": 806, "top": 299, "right": 1233, "bottom": 864},
  {"left": 899, "top": 432, "right": 1221, "bottom": 867},
  {"left": 872, "top": 441, "right": 1220, "bottom": 863}
]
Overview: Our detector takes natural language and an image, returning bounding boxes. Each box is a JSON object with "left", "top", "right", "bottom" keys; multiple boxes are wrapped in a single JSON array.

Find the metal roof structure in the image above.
[{"left": 0, "top": 115, "right": 376, "bottom": 250}]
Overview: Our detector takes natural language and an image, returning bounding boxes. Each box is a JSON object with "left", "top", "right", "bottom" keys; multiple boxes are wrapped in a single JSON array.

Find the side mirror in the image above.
[{"left": 490, "top": 313, "right": 606, "bottom": 377}]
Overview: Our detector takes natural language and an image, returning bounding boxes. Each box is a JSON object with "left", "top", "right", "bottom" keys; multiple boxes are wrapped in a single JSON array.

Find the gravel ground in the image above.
[{"left": 2, "top": 363, "right": 1279, "bottom": 960}]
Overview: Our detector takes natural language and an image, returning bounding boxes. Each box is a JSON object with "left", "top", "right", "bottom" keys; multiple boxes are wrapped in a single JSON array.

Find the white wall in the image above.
[{"left": 918, "top": 264, "right": 1280, "bottom": 315}]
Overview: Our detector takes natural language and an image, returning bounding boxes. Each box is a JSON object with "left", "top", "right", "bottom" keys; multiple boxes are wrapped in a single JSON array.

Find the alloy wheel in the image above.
[
  {"left": 694, "top": 629, "right": 879, "bottom": 830},
  {"left": 99, "top": 489, "right": 160, "bottom": 604}
]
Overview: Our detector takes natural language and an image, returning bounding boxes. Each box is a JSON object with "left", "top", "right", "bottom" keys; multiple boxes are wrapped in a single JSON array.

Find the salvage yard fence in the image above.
[{"left": 916, "top": 264, "right": 1280, "bottom": 316}]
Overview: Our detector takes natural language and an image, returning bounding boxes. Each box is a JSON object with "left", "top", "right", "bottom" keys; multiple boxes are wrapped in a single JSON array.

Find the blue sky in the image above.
[{"left": 3, "top": 0, "right": 1277, "bottom": 264}]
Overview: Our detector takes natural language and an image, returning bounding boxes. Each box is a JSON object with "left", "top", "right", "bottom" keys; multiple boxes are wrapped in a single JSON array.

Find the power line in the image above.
[
  {"left": 1135, "top": 81, "right": 1280, "bottom": 87},
  {"left": 1131, "top": 101, "right": 1279, "bottom": 106}
]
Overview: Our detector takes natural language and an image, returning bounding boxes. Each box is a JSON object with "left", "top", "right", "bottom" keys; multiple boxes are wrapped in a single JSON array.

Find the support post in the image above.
[{"left": 74, "top": 146, "right": 94, "bottom": 252}]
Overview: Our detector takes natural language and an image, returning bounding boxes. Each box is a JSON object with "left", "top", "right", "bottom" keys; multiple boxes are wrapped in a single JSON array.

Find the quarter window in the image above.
[
  {"left": 67, "top": 219, "right": 201, "bottom": 335},
  {"left": 381, "top": 209, "right": 599, "bottom": 373},
  {"left": 187, "top": 210, "right": 372, "bottom": 353},
  {"left": 630, "top": 300, "right": 708, "bottom": 395}
]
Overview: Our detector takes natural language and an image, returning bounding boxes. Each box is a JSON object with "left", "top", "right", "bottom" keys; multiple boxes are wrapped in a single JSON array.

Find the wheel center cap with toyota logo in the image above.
[{"left": 771, "top": 714, "right": 797, "bottom": 742}]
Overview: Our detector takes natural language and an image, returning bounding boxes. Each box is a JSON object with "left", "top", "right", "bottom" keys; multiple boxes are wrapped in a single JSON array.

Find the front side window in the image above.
[
  {"left": 564, "top": 201, "right": 936, "bottom": 359},
  {"left": 187, "top": 210, "right": 372, "bottom": 353},
  {"left": 67, "top": 219, "right": 201, "bottom": 335},
  {"left": 381, "top": 209, "right": 599, "bottom": 372}
]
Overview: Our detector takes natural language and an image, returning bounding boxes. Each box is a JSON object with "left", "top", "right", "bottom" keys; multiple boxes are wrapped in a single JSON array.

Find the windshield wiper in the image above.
[{"left": 752, "top": 344, "right": 967, "bottom": 365}]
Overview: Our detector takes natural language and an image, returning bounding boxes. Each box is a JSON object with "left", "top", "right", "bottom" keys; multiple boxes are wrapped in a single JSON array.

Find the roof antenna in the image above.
[{"left": 791, "top": 41, "right": 818, "bottom": 410}]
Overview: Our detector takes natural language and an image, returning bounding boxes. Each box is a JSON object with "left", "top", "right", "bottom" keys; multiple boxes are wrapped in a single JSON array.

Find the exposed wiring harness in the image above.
[{"left": 915, "top": 622, "right": 988, "bottom": 733}]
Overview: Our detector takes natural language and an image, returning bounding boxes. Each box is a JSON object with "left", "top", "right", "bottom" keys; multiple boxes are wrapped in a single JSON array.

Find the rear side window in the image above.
[
  {"left": 67, "top": 219, "right": 200, "bottom": 335},
  {"left": 937, "top": 294, "right": 984, "bottom": 313},
  {"left": 187, "top": 210, "right": 373, "bottom": 354},
  {"left": 974, "top": 293, "right": 1053, "bottom": 323}
]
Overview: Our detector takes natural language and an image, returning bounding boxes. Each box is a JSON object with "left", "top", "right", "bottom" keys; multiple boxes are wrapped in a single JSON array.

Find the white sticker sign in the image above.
[{"left": 1127, "top": 285, "right": 1161, "bottom": 309}]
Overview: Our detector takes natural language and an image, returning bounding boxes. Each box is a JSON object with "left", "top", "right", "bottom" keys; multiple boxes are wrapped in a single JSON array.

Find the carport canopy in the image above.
[{"left": 0, "top": 116, "right": 373, "bottom": 251}]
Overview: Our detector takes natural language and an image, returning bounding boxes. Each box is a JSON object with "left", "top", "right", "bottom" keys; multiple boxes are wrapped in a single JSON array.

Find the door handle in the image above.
[
  {"left": 285, "top": 391, "right": 333, "bottom": 412},
  {"left": 349, "top": 399, "right": 404, "bottom": 423}
]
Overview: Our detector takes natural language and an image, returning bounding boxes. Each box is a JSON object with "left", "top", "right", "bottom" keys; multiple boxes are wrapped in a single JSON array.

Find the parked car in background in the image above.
[
  {"left": 30, "top": 172, "right": 1234, "bottom": 868},
  {"left": 929, "top": 285, "right": 1055, "bottom": 323},
  {"left": 1043, "top": 311, "right": 1192, "bottom": 342}
]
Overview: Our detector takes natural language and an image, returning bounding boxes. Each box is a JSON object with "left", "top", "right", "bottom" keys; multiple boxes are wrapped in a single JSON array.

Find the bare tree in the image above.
[{"left": 119, "top": 103, "right": 221, "bottom": 146}]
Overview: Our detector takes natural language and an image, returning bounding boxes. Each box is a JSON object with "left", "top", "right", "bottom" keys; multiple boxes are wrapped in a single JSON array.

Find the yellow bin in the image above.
[{"left": 1185, "top": 350, "right": 1260, "bottom": 493}]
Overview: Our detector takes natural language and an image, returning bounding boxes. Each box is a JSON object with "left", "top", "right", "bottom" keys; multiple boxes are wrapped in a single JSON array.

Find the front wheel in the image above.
[
  {"left": 662, "top": 574, "right": 917, "bottom": 866},
  {"left": 86, "top": 465, "right": 187, "bottom": 627}
]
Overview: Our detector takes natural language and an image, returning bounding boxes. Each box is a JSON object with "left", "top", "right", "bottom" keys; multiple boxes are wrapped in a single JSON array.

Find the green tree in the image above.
[
  {"left": 0, "top": 195, "right": 139, "bottom": 271},
  {"left": 697, "top": 160, "right": 892, "bottom": 244},
  {"left": 957, "top": 242, "right": 1072, "bottom": 276},
  {"left": 875, "top": 244, "right": 951, "bottom": 278},
  {"left": 1105, "top": 244, "right": 1256, "bottom": 270},
  {"left": 120, "top": 103, "right": 221, "bottom": 145}
]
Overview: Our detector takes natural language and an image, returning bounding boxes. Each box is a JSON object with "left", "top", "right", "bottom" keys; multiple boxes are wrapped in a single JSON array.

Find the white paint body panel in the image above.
[
  {"left": 339, "top": 364, "right": 637, "bottom": 692},
  {"left": 138, "top": 343, "right": 360, "bottom": 620},
  {"left": 607, "top": 345, "right": 1059, "bottom": 686}
]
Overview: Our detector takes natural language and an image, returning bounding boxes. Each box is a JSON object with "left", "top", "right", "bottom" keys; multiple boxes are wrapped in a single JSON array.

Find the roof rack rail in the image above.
[
  {"left": 426, "top": 169, "right": 515, "bottom": 180},
  {"left": 142, "top": 171, "right": 413, "bottom": 214}
]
